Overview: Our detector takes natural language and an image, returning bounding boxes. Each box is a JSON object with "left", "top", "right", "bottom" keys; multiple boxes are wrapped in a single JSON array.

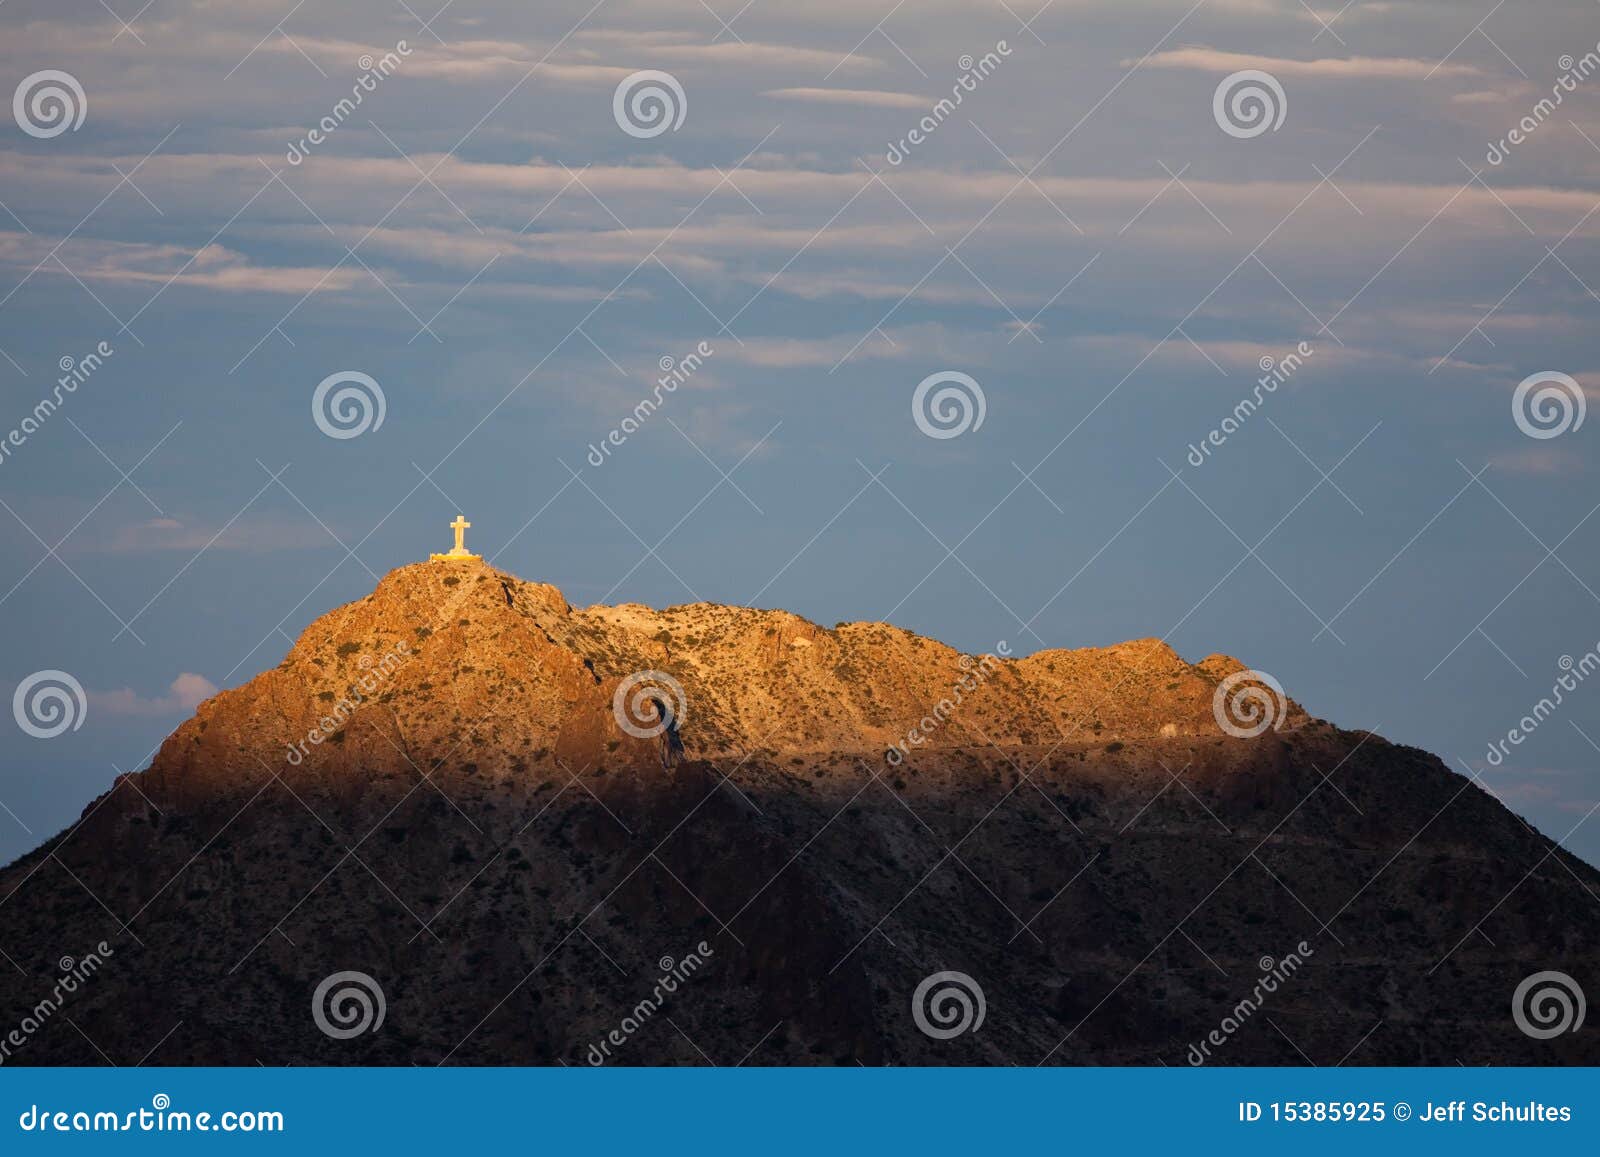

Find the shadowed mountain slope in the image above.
[{"left": 1, "top": 562, "right": 1595, "bottom": 1065}]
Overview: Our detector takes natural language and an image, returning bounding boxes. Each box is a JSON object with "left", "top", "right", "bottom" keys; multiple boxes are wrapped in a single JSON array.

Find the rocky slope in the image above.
[{"left": 0, "top": 561, "right": 1595, "bottom": 1065}]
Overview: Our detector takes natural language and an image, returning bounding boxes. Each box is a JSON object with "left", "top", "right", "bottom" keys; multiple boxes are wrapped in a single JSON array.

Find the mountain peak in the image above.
[
  {"left": 142, "top": 561, "right": 1320, "bottom": 809},
  {"left": 7, "top": 561, "right": 1597, "bottom": 1068}
]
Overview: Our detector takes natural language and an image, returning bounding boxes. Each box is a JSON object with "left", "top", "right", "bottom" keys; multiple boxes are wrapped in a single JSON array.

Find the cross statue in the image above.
[{"left": 430, "top": 513, "right": 481, "bottom": 563}]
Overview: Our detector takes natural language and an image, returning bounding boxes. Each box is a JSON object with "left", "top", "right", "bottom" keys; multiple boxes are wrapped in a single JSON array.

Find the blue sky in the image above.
[{"left": 1, "top": 0, "right": 1598, "bottom": 866}]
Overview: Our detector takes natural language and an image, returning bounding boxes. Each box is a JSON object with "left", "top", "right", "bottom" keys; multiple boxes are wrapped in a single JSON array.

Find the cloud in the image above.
[
  {"left": 1138, "top": 47, "right": 1479, "bottom": 80},
  {"left": 255, "top": 29, "right": 877, "bottom": 76},
  {"left": 648, "top": 40, "right": 878, "bottom": 71},
  {"left": 1473, "top": 764, "right": 1600, "bottom": 815},
  {"left": 78, "top": 517, "right": 334, "bottom": 555},
  {"left": 14, "top": 147, "right": 1600, "bottom": 288},
  {"left": 91, "top": 673, "right": 218, "bottom": 717},
  {"left": 0, "top": 232, "right": 362, "bottom": 295},
  {"left": 721, "top": 327, "right": 920, "bottom": 367},
  {"left": 261, "top": 35, "right": 633, "bottom": 85},
  {"left": 762, "top": 88, "right": 927, "bottom": 110},
  {"left": 1488, "top": 445, "right": 1587, "bottom": 476},
  {"left": 1451, "top": 89, "right": 1522, "bottom": 106}
]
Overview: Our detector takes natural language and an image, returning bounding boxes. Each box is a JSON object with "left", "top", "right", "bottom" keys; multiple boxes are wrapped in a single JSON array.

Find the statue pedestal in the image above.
[{"left": 429, "top": 550, "right": 481, "bottom": 562}]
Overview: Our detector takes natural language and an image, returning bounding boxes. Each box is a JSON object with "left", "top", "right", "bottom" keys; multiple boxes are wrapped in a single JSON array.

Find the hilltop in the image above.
[{"left": 0, "top": 561, "right": 1594, "bottom": 1066}]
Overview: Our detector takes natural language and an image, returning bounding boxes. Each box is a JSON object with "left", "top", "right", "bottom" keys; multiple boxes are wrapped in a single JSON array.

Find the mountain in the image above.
[{"left": 1, "top": 560, "right": 1596, "bottom": 1066}]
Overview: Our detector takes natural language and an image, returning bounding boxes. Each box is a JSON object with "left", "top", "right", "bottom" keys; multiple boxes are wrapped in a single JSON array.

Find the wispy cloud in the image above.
[
  {"left": 90, "top": 673, "right": 218, "bottom": 718},
  {"left": 76, "top": 517, "right": 334, "bottom": 555},
  {"left": 762, "top": 87, "right": 927, "bottom": 109},
  {"left": 1137, "top": 46, "right": 1479, "bottom": 80},
  {"left": 721, "top": 328, "right": 918, "bottom": 367},
  {"left": 0, "top": 233, "right": 362, "bottom": 295},
  {"left": 1489, "top": 445, "right": 1588, "bottom": 476}
]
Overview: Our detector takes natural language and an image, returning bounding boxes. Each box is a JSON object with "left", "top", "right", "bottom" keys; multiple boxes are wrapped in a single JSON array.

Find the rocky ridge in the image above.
[{"left": 0, "top": 561, "right": 1595, "bottom": 1067}]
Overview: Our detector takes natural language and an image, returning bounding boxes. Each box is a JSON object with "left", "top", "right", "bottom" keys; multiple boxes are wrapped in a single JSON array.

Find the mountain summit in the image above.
[
  {"left": 2, "top": 561, "right": 1596, "bottom": 1065},
  {"left": 147, "top": 560, "right": 1307, "bottom": 795}
]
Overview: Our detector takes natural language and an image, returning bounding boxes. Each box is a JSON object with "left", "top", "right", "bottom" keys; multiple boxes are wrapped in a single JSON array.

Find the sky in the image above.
[{"left": 0, "top": 0, "right": 1598, "bottom": 867}]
